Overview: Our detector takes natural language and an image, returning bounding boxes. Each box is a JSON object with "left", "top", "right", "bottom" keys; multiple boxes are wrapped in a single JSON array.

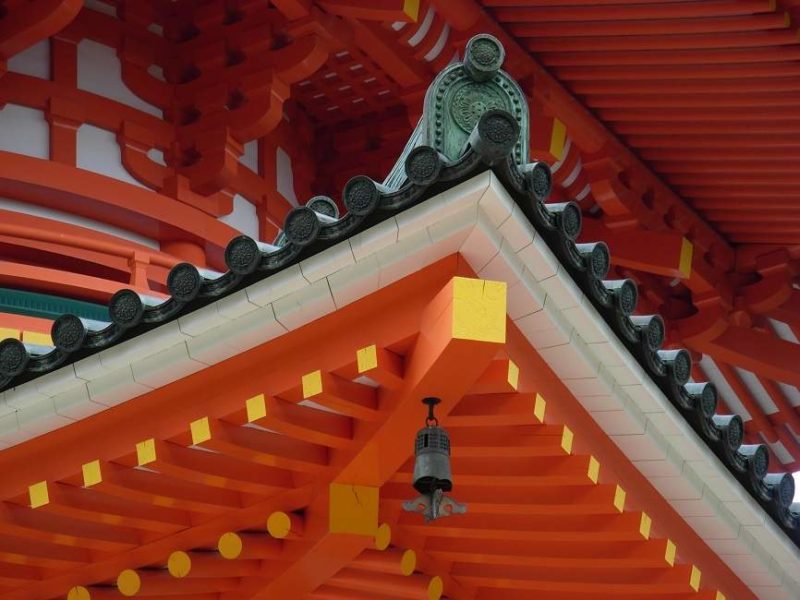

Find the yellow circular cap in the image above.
[
  {"left": 428, "top": 575, "right": 444, "bottom": 600},
  {"left": 267, "top": 511, "right": 291, "bottom": 538},
  {"left": 400, "top": 549, "right": 416, "bottom": 576},
  {"left": 117, "top": 569, "right": 141, "bottom": 597},
  {"left": 167, "top": 550, "right": 191, "bottom": 578},
  {"left": 374, "top": 523, "right": 391, "bottom": 550},
  {"left": 218, "top": 531, "right": 243, "bottom": 559},
  {"left": 67, "top": 587, "right": 90, "bottom": 600}
]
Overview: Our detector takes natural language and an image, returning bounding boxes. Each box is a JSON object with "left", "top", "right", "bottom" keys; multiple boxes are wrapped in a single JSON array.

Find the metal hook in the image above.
[{"left": 422, "top": 397, "right": 440, "bottom": 426}]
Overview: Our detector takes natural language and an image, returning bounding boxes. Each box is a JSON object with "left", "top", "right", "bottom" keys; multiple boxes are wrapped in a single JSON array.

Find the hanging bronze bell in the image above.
[{"left": 403, "top": 398, "right": 466, "bottom": 522}]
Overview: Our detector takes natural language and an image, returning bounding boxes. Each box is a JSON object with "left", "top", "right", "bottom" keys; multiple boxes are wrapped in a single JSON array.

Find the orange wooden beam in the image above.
[
  {"left": 0, "top": 152, "right": 237, "bottom": 266},
  {"left": 580, "top": 219, "right": 693, "bottom": 280},
  {"left": 0, "top": 486, "right": 314, "bottom": 600},
  {"left": 766, "top": 290, "right": 800, "bottom": 328},
  {"left": 494, "top": 0, "right": 775, "bottom": 21},
  {"left": 319, "top": 0, "right": 420, "bottom": 22},
  {"left": 244, "top": 276, "right": 507, "bottom": 599},
  {"left": 0, "top": 0, "right": 82, "bottom": 60},
  {"left": 691, "top": 325, "right": 800, "bottom": 388},
  {"left": 0, "top": 257, "right": 462, "bottom": 502}
]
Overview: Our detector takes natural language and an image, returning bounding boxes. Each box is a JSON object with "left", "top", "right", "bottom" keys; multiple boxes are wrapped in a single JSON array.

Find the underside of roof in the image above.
[
  {"left": 0, "top": 259, "right": 738, "bottom": 599},
  {"left": 484, "top": 0, "right": 800, "bottom": 246}
]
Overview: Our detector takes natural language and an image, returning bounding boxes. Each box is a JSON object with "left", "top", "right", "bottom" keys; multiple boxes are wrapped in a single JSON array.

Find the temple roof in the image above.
[{"left": 1, "top": 33, "right": 798, "bottom": 565}]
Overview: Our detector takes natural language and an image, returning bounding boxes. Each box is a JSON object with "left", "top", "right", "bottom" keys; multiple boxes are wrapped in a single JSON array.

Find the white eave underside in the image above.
[{"left": 1, "top": 173, "right": 798, "bottom": 598}]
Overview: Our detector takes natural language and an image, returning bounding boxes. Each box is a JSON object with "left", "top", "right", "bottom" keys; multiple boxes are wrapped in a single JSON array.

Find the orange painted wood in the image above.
[
  {"left": 246, "top": 275, "right": 504, "bottom": 599},
  {"left": 0, "top": 0, "right": 82, "bottom": 59}
]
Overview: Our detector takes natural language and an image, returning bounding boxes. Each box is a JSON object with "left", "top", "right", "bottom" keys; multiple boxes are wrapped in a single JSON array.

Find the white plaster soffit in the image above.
[{"left": 1, "top": 173, "right": 798, "bottom": 598}]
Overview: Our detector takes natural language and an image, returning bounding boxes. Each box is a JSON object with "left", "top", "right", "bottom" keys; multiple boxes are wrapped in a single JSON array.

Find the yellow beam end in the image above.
[
  {"left": 375, "top": 523, "right": 391, "bottom": 550},
  {"left": 117, "top": 569, "right": 141, "bottom": 597},
  {"left": 560, "top": 426, "right": 573, "bottom": 454},
  {"left": 21, "top": 331, "right": 52, "bottom": 346},
  {"left": 0, "top": 327, "right": 20, "bottom": 340},
  {"left": 533, "top": 393, "right": 546, "bottom": 423},
  {"left": 400, "top": 549, "right": 416, "bottom": 576},
  {"left": 267, "top": 511, "right": 293, "bottom": 539},
  {"left": 357, "top": 345, "right": 378, "bottom": 373},
  {"left": 715, "top": 592, "right": 726, "bottom": 600},
  {"left": 679, "top": 238, "right": 693, "bottom": 279},
  {"left": 665, "top": 540, "right": 676, "bottom": 566},
  {"left": 507, "top": 359, "right": 519, "bottom": 390},
  {"left": 329, "top": 483, "right": 378, "bottom": 536},
  {"left": 190, "top": 417, "right": 211, "bottom": 445},
  {"left": 67, "top": 587, "right": 90, "bottom": 600},
  {"left": 549, "top": 118, "right": 567, "bottom": 161},
  {"left": 246, "top": 394, "right": 267, "bottom": 422},
  {"left": 29, "top": 481, "right": 49, "bottom": 508},
  {"left": 403, "top": 0, "right": 420, "bottom": 21},
  {"left": 690, "top": 565, "right": 702, "bottom": 591},
  {"left": 82, "top": 460, "right": 102, "bottom": 487},
  {"left": 136, "top": 438, "right": 156, "bottom": 466},
  {"left": 218, "top": 532, "right": 243, "bottom": 559},
  {"left": 167, "top": 550, "right": 191, "bottom": 578},
  {"left": 613, "top": 485, "right": 626, "bottom": 512},
  {"left": 302, "top": 370, "right": 323, "bottom": 398},
  {"left": 451, "top": 278, "right": 507, "bottom": 343},
  {"left": 428, "top": 575, "right": 444, "bottom": 600},
  {"left": 639, "top": 513, "right": 652, "bottom": 540},
  {"left": 784, "top": 11, "right": 791, "bottom": 27},
  {"left": 587, "top": 456, "right": 600, "bottom": 484}
]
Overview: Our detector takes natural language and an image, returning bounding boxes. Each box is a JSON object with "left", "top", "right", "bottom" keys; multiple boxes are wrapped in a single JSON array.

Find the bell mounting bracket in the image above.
[{"left": 422, "top": 396, "right": 441, "bottom": 426}]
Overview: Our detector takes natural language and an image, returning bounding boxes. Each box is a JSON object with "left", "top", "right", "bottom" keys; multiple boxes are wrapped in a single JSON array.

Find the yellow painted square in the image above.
[
  {"left": 451, "top": 278, "right": 506, "bottom": 343},
  {"left": 329, "top": 483, "right": 378, "bottom": 536},
  {"left": 506, "top": 360, "right": 519, "bottom": 390},
  {"left": 587, "top": 456, "right": 600, "bottom": 484},
  {"left": 639, "top": 513, "right": 651, "bottom": 539},
  {"left": 302, "top": 370, "right": 323, "bottom": 398},
  {"left": 0, "top": 328, "right": 20, "bottom": 341},
  {"left": 357, "top": 345, "right": 377, "bottom": 373},
  {"left": 533, "top": 394, "right": 546, "bottom": 422},
  {"left": 29, "top": 481, "right": 49, "bottom": 508},
  {"left": 665, "top": 540, "right": 676, "bottom": 566},
  {"left": 190, "top": 417, "right": 211, "bottom": 445},
  {"left": 136, "top": 439, "right": 156, "bottom": 466},
  {"left": 679, "top": 238, "right": 693, "bottom": 279},
  {"left": 22, "top": 331, "right": 53, "bottom": 346},
  {"left": 613, "top": 485, "right": 626, "bottom": 512},
  {"left": 403, "top": 0, "right": 420, "bottom": 21},
  {"left": 549, "top": 118, "right": 567, "bottom": 160},
  {"left": 82, "top": 460, "right": 102, "bottom": 487},
  {"left": 560, "top": 426, "right": 573, "bottom": 455},
  {"left": 246, "top": 394, "right": 267, "bottom": 422},
  {"left": 690, "top": 566, "right": 702, "bottom": 591}
]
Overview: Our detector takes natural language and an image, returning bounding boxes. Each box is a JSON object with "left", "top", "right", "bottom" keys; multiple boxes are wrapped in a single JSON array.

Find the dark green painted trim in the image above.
[{"left": 0, "top": 288, "right": 109, "bottom": 321}]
